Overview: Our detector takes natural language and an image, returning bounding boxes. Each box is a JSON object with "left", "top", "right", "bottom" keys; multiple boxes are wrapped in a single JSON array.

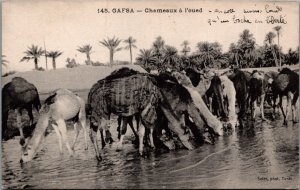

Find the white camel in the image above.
[
  {"left": 219, "top": 75, "right": 238, "bottom": 128},
  {"left": 20, "top": 89, "right": 88, "bottom": 163}
]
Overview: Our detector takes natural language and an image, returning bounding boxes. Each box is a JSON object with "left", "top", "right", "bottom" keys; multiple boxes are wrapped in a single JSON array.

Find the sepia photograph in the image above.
[{"left": 1, "top": 0, "right": 299, "bottom": 189}]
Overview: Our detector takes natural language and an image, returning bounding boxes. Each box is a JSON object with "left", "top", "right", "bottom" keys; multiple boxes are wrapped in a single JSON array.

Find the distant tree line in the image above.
[
  {"left": 2, "top": 26, "right": 298, "bottom": 71},
  {"left": 136, "top": 27, "right": 299, "bottom": 72}
]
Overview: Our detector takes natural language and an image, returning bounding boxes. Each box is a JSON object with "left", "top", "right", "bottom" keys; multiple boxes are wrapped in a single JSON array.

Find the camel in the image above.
[
  {"left": 171, "top": 71, "right": 224, "bottom": 136},
  {"left": 271, "top": 68, "right": 299, "bottom": 124},
  {"left": 185, "top": 68, "right": 238, "bottom": 127},
  {"left": 87, "top": 69, "right": 193, "bottom": 161},
  {"left": 2, "top": 77, "right": 41, "bottom": 145},
  {"left": 87, "top": 68, "right": 219, "bottom": 161},
  {"left": 248, "top": 70, "right": 279, "bottom": 121},
  {"left": 20, "top": 89, "right": 88, "bottom": 163},
  {"left": 223, "top": 69, "right": 250, "bottom": 120}
]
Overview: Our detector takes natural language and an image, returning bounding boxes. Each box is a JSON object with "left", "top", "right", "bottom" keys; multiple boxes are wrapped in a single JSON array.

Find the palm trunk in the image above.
[
  {"left": 129, "top": 45, "right": 133, "bottom": 65},
  {"left": 271, "top": 44, "right": 278, "bottom": 67},
  {"left": 235, "top": 55, "right": 239, "bottom": 67},
  {"left": 52, "top": 57, "right": 56, "bottom": 70},
  {"left": 34, "top": 58, "right": 38, "bottom": 70},
  {"left": 110, "top": 50, "right": 113, "bottom": 66},
  {"left": 87, "top": 54, "right": 91, "bottom": 65},
  {"left": 277, "top": 35, "right": 282, "bottom": 68}
]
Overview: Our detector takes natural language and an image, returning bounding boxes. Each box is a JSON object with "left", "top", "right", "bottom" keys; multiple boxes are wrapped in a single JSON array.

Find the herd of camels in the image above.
[{"left": 2, "top": 66, "right": 298, "bottom": 163}]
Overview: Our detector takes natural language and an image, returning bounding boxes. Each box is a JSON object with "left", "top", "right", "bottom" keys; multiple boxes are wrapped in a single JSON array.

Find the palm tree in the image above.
[
  {"left": 124, "top": 36, "right": 137, "bottom": 65},
  {"left": 2, "top": 55, "right": 9, "bottom": 67},
  {"left": 47, "top": 51, "right": 63, "bottom": 70},
  {"left": 77, "top": 45, "right": 93, "bottom": 65},
  {"left": 196, "top": 42, "right": 219, "bottom": 68},
  {"left": 238, "top": 29, "right": 255, "bottom": 45},
  {"left": 181, "top": 40, "right": 191, "bottom": 56},
  {"left": 152, "top": 36, "right": 165, "bottom": 64},
  {"left": 136, "top": 49, "right": 156, "bottom": 70},
  {"left": 163, "top": 45, "right": 179, "bottom": 70},
  {"left": 228, "top": 43, "right": 243, "bottom": 67},
  {"left": 99, "top": 36, "right": 122, "bottom": 66},
  {"left": 20, "top": 45, "right": 44, "bottom": 70},
  {"left": 274, "top": 26, "right": 282, "bottom": 67},
  {"left": 265, "top": 32, "right": 278, "bottom": 67}
]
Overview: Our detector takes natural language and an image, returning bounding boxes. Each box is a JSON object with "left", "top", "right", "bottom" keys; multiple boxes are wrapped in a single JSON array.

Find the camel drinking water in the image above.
[
  {"left": 2, "top": 77, "right": 41, "bottom": 146},
  {"left": 20, "top": 89, "right": 88, "bottom": 163},
  {"left": 171, "top": 71, "right": 224, "bottom": 136},
  {"left": 184, "top": 68, "right": 238, "bottom": 128},
  {"left": 87, "top": 68, "right": 198, "bottom": 161}
]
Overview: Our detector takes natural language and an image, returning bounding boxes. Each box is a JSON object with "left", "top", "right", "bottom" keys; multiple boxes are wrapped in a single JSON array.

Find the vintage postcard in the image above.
[{"left": 1, "top": 0, "right": 299, "bottom": 189}]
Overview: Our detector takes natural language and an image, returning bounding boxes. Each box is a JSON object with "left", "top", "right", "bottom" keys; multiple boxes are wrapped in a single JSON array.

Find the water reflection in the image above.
[{"left": 2, "top": 117, "right": 299, "bottom": 189}]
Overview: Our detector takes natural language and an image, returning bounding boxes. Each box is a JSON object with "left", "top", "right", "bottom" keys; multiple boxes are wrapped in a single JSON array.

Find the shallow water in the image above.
[{"left": 2, "top": 114, "right": 299, "bottom": 189}]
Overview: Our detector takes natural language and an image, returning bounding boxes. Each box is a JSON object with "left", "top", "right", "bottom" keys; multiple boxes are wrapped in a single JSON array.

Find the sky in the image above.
[{"left": 2, "top": 0, "right": 299, "bottom": 72}]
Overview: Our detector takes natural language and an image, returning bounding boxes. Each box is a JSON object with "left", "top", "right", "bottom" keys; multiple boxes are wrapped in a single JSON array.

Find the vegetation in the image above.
[
  {"left": 2, "top": 55, "right": 9, "bottom": 67},
  {"left": 65, "top": 58, "right": 80, "bottom": 68},
  {"left": 47, "top": 51, "right": 63, "bottom": 70},
  {"left": 99, "top": 36, "right": 122, "bottom": 66},
  {"left": 135, "top": 27, "right": 298, "bottom": 73},
  {"left": 77, "top": 45, "right": 93, "bottom": 65},
  {"left": 20, "top": 45, "right": 45, "bottom": 70},
  {"left": 18, "top": 26, "right": 298, "bottom": 72},
  {"left": 124, "top": 36, "right": 137, "bottom": 65},
  {"left": 2, "top": 70, "right": 16, "bottom": 77}
]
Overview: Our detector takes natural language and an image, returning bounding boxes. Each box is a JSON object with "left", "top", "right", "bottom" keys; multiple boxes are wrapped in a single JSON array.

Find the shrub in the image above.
[
  {"left": 91, "top": 61, "right": 106, "bottom": 66},
  {"left": 36, "top": 67, "right": 45, "bottom": 71},
  {"left": 66, "top": 58, "right": 80, "bottom": 68},
  {"left": 2, "top": 70, "right": 17, "bottom": 77},
  {"left": 112, "top": 60, "right": 130, "bottom": 65}
]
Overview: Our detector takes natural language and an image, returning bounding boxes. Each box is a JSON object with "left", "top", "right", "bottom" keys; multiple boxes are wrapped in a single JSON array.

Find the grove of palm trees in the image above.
[
  {"left": 14, "top": 27, "right": 298, "bottom": 72},
  {"left": 136, "top": 28, "right": 299, "bottom": 73}
]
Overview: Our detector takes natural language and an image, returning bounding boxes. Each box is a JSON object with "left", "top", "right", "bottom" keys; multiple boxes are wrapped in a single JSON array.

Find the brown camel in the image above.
[
  {"left": 272, "top": 68, "right": 299, "bottom": 124},
  {"left": 2, "top": 77, "right": 41, "bottom": 145},
  {"left": 87, "top": 68, "right": 219, "bottom": 161}
]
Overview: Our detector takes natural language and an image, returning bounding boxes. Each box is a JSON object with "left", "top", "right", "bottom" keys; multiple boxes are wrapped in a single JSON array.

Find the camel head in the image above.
[
  {"left": 171, "top": 71, "right": 193, "bottom": 87},
  {"left": 20, "top": 106, "right": 50, "bottom": 163}
]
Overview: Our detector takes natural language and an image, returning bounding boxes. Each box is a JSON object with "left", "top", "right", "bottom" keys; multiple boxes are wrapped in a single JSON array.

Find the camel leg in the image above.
[
  {"left": 135, "top": 114, "right": 140, "bottom": 131},
  {"left": 56, "top": 119, "right": 74, "bottom": 156},
  {"left": 80, "top": 118, "right": 88, "bottom": 150},
  {"left": 286, "top": 92, "right": 293, "bottom": 122},
  {"left": 116, "top": 117, "right": 128, "bottom": 151},
  {"left": 261, "top": 94, "right": 266, "bottom": 121},
  {"left": 138, "top": 123, "right": 146, "bottom": 156},
  {"left": 251, "top": 99, "right": 257, "bottom": 120},
  {"left": 291, "top": 92, "right": 299, "bottom": 123},
  {"left": 15, "top": 109, "right": 25, "bottom": 146},
  {"left": 279, "top": 95, "right": 287, "bottom": 125},
  {"left": 149, "top": 127, "right": 155, "bottom": 149},
  {"left": 52, "top": 123, "right": 63, "bottom": 154},
  {"left": 272, "top": 93, "right": 278, "bottom": 120},
  {"left": 128, "top": 117, "right": 138, "bottom": 139},
  {"left": 71, "top": 122, "right": 80, "bottom": 151},
  {"left": 117, "top": 116, "right": 122, "bottom": 139},
  {"left": 26, "top": 105, "right": 34, "bottom": 125},
  {"left": 99, "top": 129, "right": 106, "bottom": 148},
  {"left": 89, "top": 119, "right": 102, "bottom": 161}
]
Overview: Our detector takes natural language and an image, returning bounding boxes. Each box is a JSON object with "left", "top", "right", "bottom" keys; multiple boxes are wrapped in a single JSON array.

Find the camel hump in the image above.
[
  {"left": 105, "top": 67, "right": 140, "bottom": 81},
  {"left": 44, "top": 89, "right": 75, "bottom": 105},
  {"left": 10, "top": 77, "right": 37, "bottom": 94}
]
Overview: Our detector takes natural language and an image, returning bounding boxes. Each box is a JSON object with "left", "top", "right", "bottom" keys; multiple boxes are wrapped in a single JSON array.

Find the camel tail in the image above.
[
  {"left": 33, "top": 94, "right": 42, "bottom": 111},
  {"left": 85, "top": 103, "right": 92, "bottom": 119}
]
